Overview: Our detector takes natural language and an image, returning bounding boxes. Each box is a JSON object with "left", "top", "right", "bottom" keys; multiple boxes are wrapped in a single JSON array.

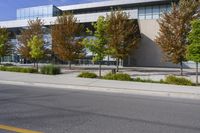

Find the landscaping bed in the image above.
[
  {"left": 40, "top": 65, "right": 61, "bottom": 75},
  {"left": 78, "top": 71, "right": 195, "bottom": 86},
  {"left": 0, "top": 66, "right": 38, "bottom": 73},
  {"left": 0, "top": 65, "right": 61, "bottom": 75}
]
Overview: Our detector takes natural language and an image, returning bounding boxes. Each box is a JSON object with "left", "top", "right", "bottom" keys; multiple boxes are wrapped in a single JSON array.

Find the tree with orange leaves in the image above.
[
  {"left": 52, "top": 13, "right": 85, "bottom": 69},
  {"left": 155, "top": 0, "right": 200, "bottom": 75}
]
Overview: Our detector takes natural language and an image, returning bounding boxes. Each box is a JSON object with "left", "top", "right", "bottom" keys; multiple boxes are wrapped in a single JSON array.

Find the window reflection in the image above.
[
  {"left": 138, "top": 4, "right": 171, "bottom": 20},
  {"left": 17, "top": 5, "right": 61, "bottom": 20},
  {"left": 153, "top": 6, "right": 160, "bottom": 19},
  {"left": 138, "top": 7, "right": 145, "bottom": 19},
  {"left": 16, "top": 4, "right": 171, "bottom": 20}
]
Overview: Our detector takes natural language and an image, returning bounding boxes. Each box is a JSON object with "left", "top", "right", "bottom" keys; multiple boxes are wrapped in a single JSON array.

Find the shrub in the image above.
[
  {"left": 159, "top": 79, "right": 165, "bottom": 84},
  {"left": 165, "top": 75, "right": 193, "bottom": 86},
  {"left": 3, "top": 63, "right": 15, "bottom": 66},
  {"left": 103, "top": 73, "right": 132, "bottom": 81},
  {"left": 0, "top": 66, "right": 6, "bottom": 71},
  {"left": 132, "top": 77, "right": 167, "bottom": 84},
  {"left": 40, "top": 65, "right": 61, "bottom": 75},
  {"left": 133, "top": 77, "right": 156, "bottom": 83},
  {"left": 0, "top": 66, "right": 37, "bottom": 73},
  {"left": 78, "top": 72, "right": 97, "bottom": 78},
  {"left": 133, "top": 77, "right": 145, "bottom": 82}
]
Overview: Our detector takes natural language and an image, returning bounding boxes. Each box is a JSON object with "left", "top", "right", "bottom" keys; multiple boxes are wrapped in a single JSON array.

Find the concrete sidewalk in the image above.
[
  {"left": 0, "top": 71, "right": 200, "bottom": 100},
  {"left": 6, "top": 63, "right": 199, "bottom": 82}
]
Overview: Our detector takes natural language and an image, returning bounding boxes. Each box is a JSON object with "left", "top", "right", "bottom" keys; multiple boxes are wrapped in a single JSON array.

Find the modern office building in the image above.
[{"left": 0, "top": 0, "right": 181, "bottom": 67}]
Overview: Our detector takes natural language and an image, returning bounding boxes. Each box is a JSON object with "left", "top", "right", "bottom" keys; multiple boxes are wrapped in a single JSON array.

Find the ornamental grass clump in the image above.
[
  {"left": 165, "top": 75, "right": 193, "bottom": 86},
  {"left": 40, "top": 65, "right": 61, "bottom": 75},
  {"left": 103, "top": 73, "right": 132, "bottom": 81},
  {"left": 78, "top": 72, "right": 98, "bottom": 78},
  {"left": 0, "top": 66, "right": 37, "bottom": 73}
]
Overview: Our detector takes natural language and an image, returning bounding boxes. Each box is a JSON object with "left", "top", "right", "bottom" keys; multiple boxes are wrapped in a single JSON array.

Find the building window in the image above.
[
  {"left": 29, "top": 7, "right": 34, "bottom": 19},
  {"left": 138, "top": 4, "right": 171, "bottom": 20},
  {"left": 138, "top": 7, "right": 145, "bottom": 19},
  {"left": 160, "top": 5, "right": 167, "bottom": 15},
  {"left": 153, "top": 6, "right": 160, "bottom": 19},
  {"left": 20, "top": 9, "right": 25, "bottom": 20},
  {"left": 145, "top": 7, "right": 152, "bottom": 19},
  {"left": 24, "top": 8, "right": 29, "bottom": 19},
  {"left": 17, "top": 5, "right": 55, "bottom": 20},
  {"left": 166, "top": 5, "right": 171, "bottom": 12},
  {"left": 17, "top": 10, "right": 20, "bottom": 19}
]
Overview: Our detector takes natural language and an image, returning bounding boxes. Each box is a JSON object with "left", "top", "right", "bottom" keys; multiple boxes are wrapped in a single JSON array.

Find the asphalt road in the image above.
[{"left": 0, "top": 84, "right": 200, "bottom": 133}]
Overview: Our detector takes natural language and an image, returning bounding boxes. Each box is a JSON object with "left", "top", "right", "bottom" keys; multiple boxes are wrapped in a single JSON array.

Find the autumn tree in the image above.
[
  {"left": 0, "top": 27, "right": 12, "bottom": 64},
  {"left": 18, "top": 18, "right": 44, "bottom": 64},
  {"left": 186, "top": 19, "right": 200, "bottom": 85},
  {"left": 82, "top": 16, "right": 108, "bottom": 77},
  {"left": 28, "top": 35, "right": 45, "bottom": 70},
  {"left": 155, "top": 0, "right": 200, "bottom": 75},
  {"left": 106, "top": 9, "right": 140, "bottom": 72},
  {"left": 52, "top": 13, "right": 85, "bottom": 69}
]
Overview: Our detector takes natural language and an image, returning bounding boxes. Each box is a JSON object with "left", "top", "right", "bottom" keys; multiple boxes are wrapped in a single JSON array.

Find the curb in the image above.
[{"left": 0, "top": 80, "right": 200, "bottom": 100}]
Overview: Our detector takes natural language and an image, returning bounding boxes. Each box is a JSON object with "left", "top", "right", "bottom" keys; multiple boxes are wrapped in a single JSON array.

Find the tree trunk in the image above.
[
  {"left": 180, "top": 61, "right": 183, "bottom": 76},
  {"left": 34, "top": 60, "right": 36, "bottom": 68},
  {"left": 0, "top": 57, "right": 1, "bottom": 65},
  {"left": 69, "top": 61, "right": 72, "bottom": 70},
  {"left": 52, "top": 53, "right": 55, "bottom": 65},
  {"left": 196, "top": 62, "right": 199, "bottom": 85},
  {"left": 107, "top": 56, "right": 110, "bottom": 66},
  {"left": 116, "top": 58, "right": 119, "bottom": 72},
  {"left": 36, "top": 61, "right": 39, "bottom": 71},
  {"left": 99, "top": 61, "right": 102, "bottom": 78}
]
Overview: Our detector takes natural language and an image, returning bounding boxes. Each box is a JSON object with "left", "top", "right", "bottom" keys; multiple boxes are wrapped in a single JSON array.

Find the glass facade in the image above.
[
  {"left": 16, "top": 4, "right": 172, "bottom": 20},
  {"left": 138, "top": 4, "right": 171, "bottom": 20},
  {"left": 17, "top": 5, "right": 61, "bottom": 20}
]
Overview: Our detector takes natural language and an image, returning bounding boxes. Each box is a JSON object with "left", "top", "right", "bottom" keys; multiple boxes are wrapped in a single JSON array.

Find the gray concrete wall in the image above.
[{"left": 124, "top": 19, "right": 179, "bottom": 68}]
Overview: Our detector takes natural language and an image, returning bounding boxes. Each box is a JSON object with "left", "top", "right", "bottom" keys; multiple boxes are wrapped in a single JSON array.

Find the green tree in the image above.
[
  {"left": 106, "top": 9, "right": 140, "bottom": 72},
  {"left": 155, "top": 0, "right": 200, "bottom": 75},
  {"left": 52, "top": 13, "right": 85, "bottom": 69},
  {"left": 0, "top": 27, "right": 12, "bottom": 64},
  {"left": 28, "top": 35, "right": 45, "bottom": 70},
  {"left": 186, "top": 19, "right": 200, "bottom": 85},
  {"left": 82, "top": 16, "right": 108, "bottom": 77}
]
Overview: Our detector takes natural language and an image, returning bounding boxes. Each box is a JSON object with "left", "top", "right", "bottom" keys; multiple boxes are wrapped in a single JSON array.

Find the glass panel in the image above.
[
  {"left": 43, "top": 6, "right": 48, "bottom": 16},
  {"left": 53, "top": 6, "right": 60, "bottom": 16},
  {"left": 31, "top": 7, "right": 35, "bottom": 17},
  {"left": 17, "top": 10, "right": 20, "bottom": 19},
  {"left": 33, "top": 7, "right": 38, "bottom": 17},
  {"left": 153, "top": 6, "right": 160, "bottom": 19},
  {"left": 166, "top": 5, "right": 171, "bottom": 12},
  {"left": 24, "top": 8, "right": 29, "bottom": 19},
  {"left": 138, "top": 7, "right": 145, "bottom": 16},
  {"left": 17, "top": 5, "right": 54, "bottom": 20},
  {"left": 146, "top": 7, "right": 152, "bottom": 19},
  {"left": 139, "top": 15, "right": 145, "bottom": 19},
  {"left": 38, "top": 7, "right": 43, "bottom": 17},
  {"left": 160, "top": 5, "right": 167, "bottom": 15},
  {"left": 146, "top": 14, "right": 152, "bottom": 19},
  {"left": 153, "top": 14, "right": 159, "bottom": 19},
  {"left": 146, "top": 7, "right": 152, "bottom": 13},
  {"left": 29, "top": 8, "right": 34, "bottom": 19},
  {"left": 153, "top": 6, "right": 159, "bottom": 14},
  {"left": 47, "top": 6, "right": 53, "bottom": 17},
  {"left": 138, "top": 7, "right": 145, "bottom": 19},
  {"left": 20, "top": 9, "right": 24, "bottom": 20}
]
